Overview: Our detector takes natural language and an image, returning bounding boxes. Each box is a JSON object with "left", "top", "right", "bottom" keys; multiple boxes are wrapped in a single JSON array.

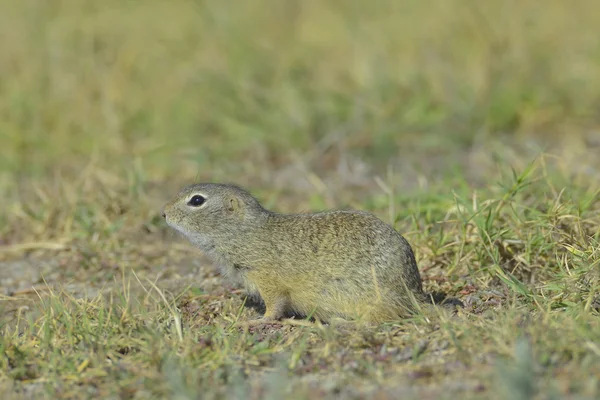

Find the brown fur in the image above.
[{"left": 162, "top": 183, "right": 427, "bottom": 323}]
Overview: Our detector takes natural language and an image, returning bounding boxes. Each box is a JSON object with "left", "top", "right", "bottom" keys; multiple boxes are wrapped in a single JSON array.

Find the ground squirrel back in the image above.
[{"left": 162, "top": 183, "right": 427, "bottom": 323}]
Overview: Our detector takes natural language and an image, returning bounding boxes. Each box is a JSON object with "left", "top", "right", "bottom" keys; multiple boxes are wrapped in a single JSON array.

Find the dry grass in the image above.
[{"left": 1, "top": 0, "right": 600, "bottom": 398}]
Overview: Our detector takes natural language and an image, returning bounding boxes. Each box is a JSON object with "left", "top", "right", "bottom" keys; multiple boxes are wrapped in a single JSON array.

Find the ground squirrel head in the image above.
[{"left": 162, "top": 183, "right": 267, "bottom": 248}]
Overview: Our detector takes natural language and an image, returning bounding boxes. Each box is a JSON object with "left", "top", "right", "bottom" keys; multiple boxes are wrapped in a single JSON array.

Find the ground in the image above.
[{"left": 1, "top": 1, "right": 599, "bottom": 399}]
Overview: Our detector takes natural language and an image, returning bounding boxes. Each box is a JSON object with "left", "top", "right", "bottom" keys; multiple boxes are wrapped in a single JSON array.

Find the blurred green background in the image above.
[{"left": 2, "top": 0, "right": 598, "bottom": 183}]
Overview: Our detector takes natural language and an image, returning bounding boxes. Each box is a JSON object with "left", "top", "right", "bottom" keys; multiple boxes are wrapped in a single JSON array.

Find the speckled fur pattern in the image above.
[{"left": 162, "top": 183, "right": 426, "bottom": 323}]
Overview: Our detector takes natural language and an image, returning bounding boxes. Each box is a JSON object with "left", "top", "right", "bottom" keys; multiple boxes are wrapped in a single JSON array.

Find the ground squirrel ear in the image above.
[{"left": 227, "top": 196, "right": 243, "bottom": 213}]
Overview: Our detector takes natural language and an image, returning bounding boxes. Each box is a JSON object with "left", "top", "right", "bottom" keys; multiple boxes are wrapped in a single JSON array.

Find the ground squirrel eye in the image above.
[{"left": 187, "top": 195, "right": 206, "bottom": 207}]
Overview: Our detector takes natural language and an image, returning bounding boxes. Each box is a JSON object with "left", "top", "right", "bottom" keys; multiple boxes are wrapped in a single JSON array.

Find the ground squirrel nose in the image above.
[{"left": 162, "top": 212, "right": 166, "bottom": 219}]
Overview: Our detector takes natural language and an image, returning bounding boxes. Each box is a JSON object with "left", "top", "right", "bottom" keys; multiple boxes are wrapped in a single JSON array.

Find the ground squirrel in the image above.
[{"left": 162, "top": 183, "right": 435, "bottom": 323}]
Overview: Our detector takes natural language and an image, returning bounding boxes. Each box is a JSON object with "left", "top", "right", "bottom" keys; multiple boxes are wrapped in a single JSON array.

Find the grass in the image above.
[{"left": 1, "top": 0, "right": 600, "bottom": 398}]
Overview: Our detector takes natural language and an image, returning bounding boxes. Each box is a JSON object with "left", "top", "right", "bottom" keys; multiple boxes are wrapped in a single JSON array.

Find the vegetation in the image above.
[{"left": 1, "top": 0, "right": 599, "bottom": 398}]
